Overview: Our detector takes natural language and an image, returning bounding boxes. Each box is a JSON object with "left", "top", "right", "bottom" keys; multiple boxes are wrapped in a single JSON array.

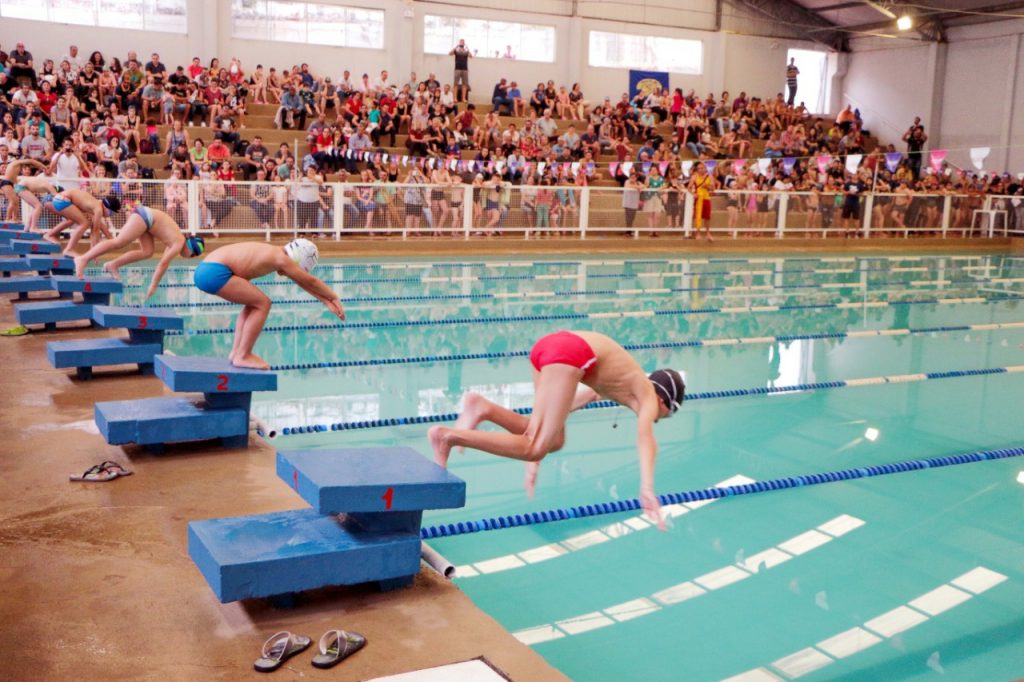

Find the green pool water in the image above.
[{"left": 133, "top": 253, "right": 1024, "bottom": 681}]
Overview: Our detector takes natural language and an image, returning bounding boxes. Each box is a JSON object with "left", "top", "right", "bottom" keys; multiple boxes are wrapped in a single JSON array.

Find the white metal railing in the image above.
[{"left": 5, "top": 178, "right": 1018, "bottom": 241}]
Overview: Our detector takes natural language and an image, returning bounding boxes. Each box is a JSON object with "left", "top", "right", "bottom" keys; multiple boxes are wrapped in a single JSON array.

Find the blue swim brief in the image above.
[
  {"left": 50, "top": 194, "right": 72, "bottom": 212},
  {"left": 193, "top": 261, "right": 234, "bottom": 295},
  {"left": 134, "top": 205, "right": 154, "bottom": 231}
]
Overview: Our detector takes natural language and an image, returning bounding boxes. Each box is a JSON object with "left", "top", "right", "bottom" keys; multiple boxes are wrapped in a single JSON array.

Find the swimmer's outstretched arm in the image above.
[
  {"left": 635, "top": 399, "right": 665, "bottom": 530},
  {"left": 277, "top": 258, "right": 346, "bottom": 320},
  {"left": 6, "top": 159, "right": 47, "bottom": 181},
  {"left": 146, "top": 234, "right": 186, "bottom": 299}
]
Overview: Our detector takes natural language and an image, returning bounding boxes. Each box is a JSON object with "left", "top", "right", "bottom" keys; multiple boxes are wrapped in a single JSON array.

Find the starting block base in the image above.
[
  {"left": 47, "top": 337, "right": 162, "bottom": 379},
  {"left": 188, "top": 508, "right": 421, "bottom": 603},
  {"left": 95, "top": 395, "right": 249, "bottom": 448},
  {"left": 16, "top": 300, "right": 94, "bottom": 329}
]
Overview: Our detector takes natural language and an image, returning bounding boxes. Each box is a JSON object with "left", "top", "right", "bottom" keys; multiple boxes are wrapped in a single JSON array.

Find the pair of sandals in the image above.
[
  {"left": 254, "top": 630, "right": 366, "bottom": 673},
  {"left": 69, "top": 461, "right": 133, "bottom": 482}
]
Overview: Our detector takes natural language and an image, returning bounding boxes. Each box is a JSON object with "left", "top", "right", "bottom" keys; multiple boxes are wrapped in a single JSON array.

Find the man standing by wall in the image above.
[
  {"left": 785, "top": 58, "right": 799, "bottom": 106},
  {"left": 902, "top": 117, "right": 927, "bottom": 179},
  {"left": 450, "top": 39, "right": 471, "bottom": 104}
]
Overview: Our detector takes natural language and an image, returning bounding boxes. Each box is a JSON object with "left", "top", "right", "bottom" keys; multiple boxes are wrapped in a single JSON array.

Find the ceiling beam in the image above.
[
  {"left": 738, "top": 0, "right": 848, "bottom": 51},
  {"left": 810, "top": 0, "right": 1024, "bottom": 34}
]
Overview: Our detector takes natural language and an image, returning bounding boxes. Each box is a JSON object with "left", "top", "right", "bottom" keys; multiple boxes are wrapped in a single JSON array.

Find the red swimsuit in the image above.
[{"left": 529, "top": 331, "right": 597, "bottom": 375}]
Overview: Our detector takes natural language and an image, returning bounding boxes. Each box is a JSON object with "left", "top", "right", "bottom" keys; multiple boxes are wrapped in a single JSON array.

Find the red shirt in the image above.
[
  {"left": 314, "top": 130, "right": 334, "bottom": 153},
  {"left": 37, "top": 91, "right": 57, "bottom": 114},
  {"left": 216, "top": 164, "right": 235, "bottom": 181},
  {"left": 379, "top": 96, "right": 396, "bottom": 115},
  {"left": 188, "top": 64, "right": 204, "bottom": 80},
  {"left": 204, "top": 87, "right": 223, "bottom": 104},
  {"left": 208, "top": 142, "right": 230, "bottom": 161},
  {"left": 346, "top": 94, "right": 362, "bottom": 117}
]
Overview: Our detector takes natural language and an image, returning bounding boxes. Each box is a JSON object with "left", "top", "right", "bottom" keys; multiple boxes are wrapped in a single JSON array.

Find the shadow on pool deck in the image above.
[{"left": 0, "top": 309, "right": 567, "bottom": 681}]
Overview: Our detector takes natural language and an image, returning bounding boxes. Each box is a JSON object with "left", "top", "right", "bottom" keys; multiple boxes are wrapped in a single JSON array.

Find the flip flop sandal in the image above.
[
  {"left": 311, "top": 629, "right": 366, "bottom": 669},
  {"left": 254, "top": 631, "right": 311, "bottom": 673},
  {"left": 69, "top": 461, "right": 134, "bottom": 483},
  {"left": 0, "top": 325, "right": 29, "bottom": 337}
]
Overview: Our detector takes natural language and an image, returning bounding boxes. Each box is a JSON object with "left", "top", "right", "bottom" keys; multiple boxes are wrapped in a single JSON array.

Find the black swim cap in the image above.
[
  {"left": 649, "top": 369, "right": 685, "bottom": 415},
  {"left": 102, "top": 196, "right": 121, "bottom": 213}
]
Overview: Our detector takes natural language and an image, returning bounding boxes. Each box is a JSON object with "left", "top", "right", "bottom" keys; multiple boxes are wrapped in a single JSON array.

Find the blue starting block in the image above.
[
  {"left": 46, "top": 306, "right": 184, "bottom": 379},
  {"left": 277, "top": 447, "right": 465, "bottom": 516},
  {"left": 11, "top": 239, "right": 60, "bottom": 255},
  {"left": 0, "top": 275, "right": 56, "bottom": 301},
  {"left": 96, "top": 395, "right": 250, "bottom": 449},
  {"left": 26, "top": 256, "right": 74, "bottom": 274},
  {"left": 0, "top": 228, "right": 39, "bottom": 242},
  {"left": 0, "top": 259, "right": 37, "bottom": 277},
  {"left": 0, "top": 222, "right": 25, "bottom": 230},
  {"left": 48, "top": 337, "right": 163, "bottom": 380},
  {"left": 50, "top": 275, "right": 122, "bottom": 305},
  {"left": 190, "top": 447, "right": 466, "bottom": 603},
  {"left": 189, "top": 509, "right": 422, "bottom": 603},
  {"left": 15, "top": 300, "right": 94, "bottom": 330},
  {"left": 95, "top": 355, "right": 276, "bottom": 451}
]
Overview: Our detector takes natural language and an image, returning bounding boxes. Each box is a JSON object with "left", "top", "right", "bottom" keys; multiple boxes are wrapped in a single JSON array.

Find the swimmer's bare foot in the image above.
[
  {"left": 231, "top": 353, "right": 270, "bottom": 370},
  {"left": 74, "top": 255, "right": 88, "bottom": 279},
  {"left": 61, "top": 249, "right": 78, "bottom": 259},
  {"left": 43, "top": 235, "right": 61, "bottom": 245},
  {"left": 428, "top": 426, "right": 452, "bottom": 468},
  {"left": 101, "top": 262, "right": 120, "bottom": 280},
  {"left": 452, "top": 392, "right": 488, "bottom": 453}
]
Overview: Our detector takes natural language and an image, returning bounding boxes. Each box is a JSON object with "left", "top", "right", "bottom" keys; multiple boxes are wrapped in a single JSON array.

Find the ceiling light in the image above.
[
  {"left": 897, "top": 15, "right": 913, "bottom": 31},
  {"left": 864, "top": 427, "right": 880, "bottom": 442}
]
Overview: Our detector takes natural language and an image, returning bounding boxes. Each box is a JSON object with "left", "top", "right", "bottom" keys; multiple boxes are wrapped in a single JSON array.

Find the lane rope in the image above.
[
  {"left": 273, "top": 364, "right": 1024, "bottom": 435},
  {"left": 419, "top": 445, "right": 1024, "bottom": 539},
  {"left": 262, "top": 321, "right": 1024, "bottom": 372},
  {"left": 164, "top": 293, "right": 1024, "bottom": 337}
]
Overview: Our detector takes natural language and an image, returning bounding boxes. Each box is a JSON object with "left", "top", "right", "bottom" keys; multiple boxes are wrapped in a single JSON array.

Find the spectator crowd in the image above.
[{"left": 2, "top": 38, "right": 1022, "bottom": 237}]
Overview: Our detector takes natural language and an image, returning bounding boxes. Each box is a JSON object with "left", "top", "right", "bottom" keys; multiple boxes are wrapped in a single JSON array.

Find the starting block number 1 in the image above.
[{"left": 381, "top": 487, "right": 394, "bottom": 510}]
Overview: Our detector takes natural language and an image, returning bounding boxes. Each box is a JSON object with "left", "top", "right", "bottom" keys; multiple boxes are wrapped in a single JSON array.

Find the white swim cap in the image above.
[{"left": 284, "top": 238, "right": 319, "bottom": 273}]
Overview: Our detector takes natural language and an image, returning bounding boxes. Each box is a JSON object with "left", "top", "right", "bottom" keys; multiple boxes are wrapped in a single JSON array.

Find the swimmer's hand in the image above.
[
  {"left": 524, "top": 461, "right": 539, "bottom": 498},
  {"left": 324, "top": 297, "right": 345, "bottom": 320},
  {"left": 640, "top": 487, "right": 666, "bottom": 531},
  {"left": 145, "top": 280, "right": 159, "bottom": 300}
]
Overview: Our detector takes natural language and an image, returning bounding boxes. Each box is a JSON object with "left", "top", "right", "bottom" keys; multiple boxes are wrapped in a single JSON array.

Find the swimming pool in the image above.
[{"left": 130, "top": 253, "right": 1024, "bottom": 681}]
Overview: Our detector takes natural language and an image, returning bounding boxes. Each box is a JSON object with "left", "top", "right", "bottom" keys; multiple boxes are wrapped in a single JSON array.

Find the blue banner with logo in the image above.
[{"left": 629, "top": 70, "right": 669, "bottom": 100}]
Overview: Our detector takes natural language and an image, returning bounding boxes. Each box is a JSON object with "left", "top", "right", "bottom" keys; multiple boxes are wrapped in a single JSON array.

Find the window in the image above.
[
  {"left": 423, "top": 14, "right": 556, "bottom": 63},
  {"left": 786, "top": 48, "right": 829, "bottom": 115},
  {"left": 232, "top": 0, "right": 384, "bottom": 49},
  {"left": 588, "top": 30, "right": 702, "bottom": 75},
  {"left": 0, "top": 0, "right": 186, "bottom": 32}
]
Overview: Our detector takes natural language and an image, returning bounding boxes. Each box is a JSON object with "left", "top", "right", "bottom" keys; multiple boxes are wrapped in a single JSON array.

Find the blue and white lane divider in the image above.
[
  {"left": 275, "top": 365, "right": 1024, "bottom": 436},
  {"left": 120, "top": 253, "right": 1014, "bottom": 275},
  {"left": 164, "top": 293, "right": 1024, "bottom": 338},
  {"left": 123, "top": 262, "right": 1024, "bottom": 289},
  {"left": 131, "top": 276, "right": 1005, "bottom": 311},
  {"left": 419, "top": 445, "right": 1024, "bottom": 539},
  {"left": 263, "top": 321, "right": 1024, "bottom": 373}
]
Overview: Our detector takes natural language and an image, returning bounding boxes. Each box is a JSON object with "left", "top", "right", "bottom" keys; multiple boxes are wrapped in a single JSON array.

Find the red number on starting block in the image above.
[
  {"left": 216, "top": 374, "right": 229, "bottom": 391},
  {"left": 381, "top": 487, "right": 394, "bottom": 510},
  {"left": 84, "top": 283, "right": 93, "bottom": 292},
  {"left": 52, "top": 260, "right": 59, "bottom": 267},
  {"left": 31, "top": 244, "right": 39, "bottom": 253},
  {"left": 138, "top": 316, "right": 148, "bottom": 329}
]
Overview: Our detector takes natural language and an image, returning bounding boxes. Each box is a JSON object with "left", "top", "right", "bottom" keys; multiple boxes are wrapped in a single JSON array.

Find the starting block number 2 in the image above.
[{"left": 216, "top": 374, "right": 229, "bottom": 391}]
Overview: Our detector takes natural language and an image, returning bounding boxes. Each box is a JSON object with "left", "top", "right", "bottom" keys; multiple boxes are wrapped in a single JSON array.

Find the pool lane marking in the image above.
[
  {"left": 724, "top": 566, "right": 1008, "bottom": 680},
  {"left": 262, "top": 320, "right": 1024, "bottom": 372},
  {"left": 135, "top": 275, "right": 1002, "bottom": 310},
  {"left": 166, "top": 292, "right": 1024, "bottom": 338},
  {"left": 511, "top": 514, "right": 866, "bottom": 645},
  {"left": 455, "top": 474, "right": 756, "bottom": 579},
  {"left": 277, "top": 364, "right": 1024, "bottom": 436},
  {"left": 125, "top": 259, "right": 1021, "bottom": 289}
]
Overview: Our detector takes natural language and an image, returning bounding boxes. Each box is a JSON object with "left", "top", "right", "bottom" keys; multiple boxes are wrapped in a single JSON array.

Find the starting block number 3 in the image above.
[{"left": 138, "top": 316, "right": 148, "bottom": 329}]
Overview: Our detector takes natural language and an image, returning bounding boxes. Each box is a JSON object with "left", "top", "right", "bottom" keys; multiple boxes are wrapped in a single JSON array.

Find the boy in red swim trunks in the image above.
[{"left": 428, "top": 330, "right": 685, "bottom": 528}]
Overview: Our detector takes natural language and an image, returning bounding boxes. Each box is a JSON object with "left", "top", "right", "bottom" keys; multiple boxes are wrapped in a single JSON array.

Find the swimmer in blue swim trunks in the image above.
[
  {"left": 194, "top": 240, "right": 344, "bottom": 370},
  {"left": 42, "top": 188, "right": 119, "bottom": 256},
  {"left": 75, "top": 204, "right": 204, "bottom": 297}
]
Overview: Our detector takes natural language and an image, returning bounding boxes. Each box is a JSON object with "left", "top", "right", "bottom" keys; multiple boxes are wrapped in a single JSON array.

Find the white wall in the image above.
[
  {"left": 847, "top": 19, "right": 1024, "bottom": 173},
  {"left": 2, "top": 0, "right": 825, "bottom": 115}
]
